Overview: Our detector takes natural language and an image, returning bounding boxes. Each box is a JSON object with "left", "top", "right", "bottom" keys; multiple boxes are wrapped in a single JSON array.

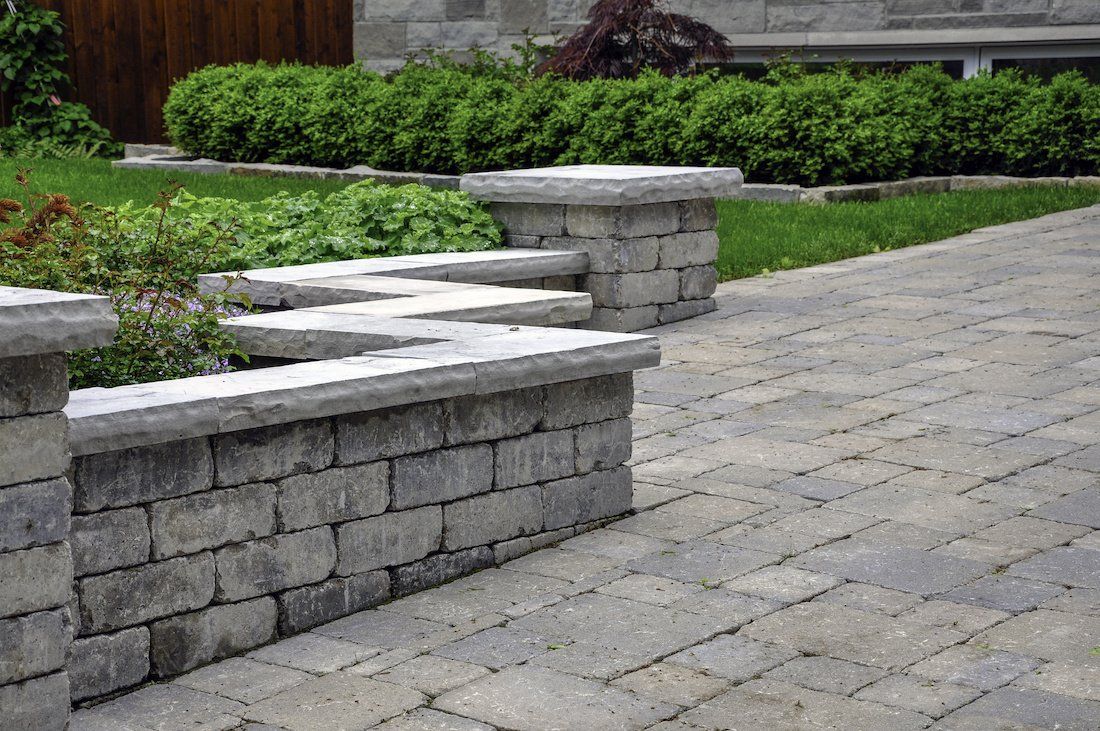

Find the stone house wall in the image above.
[
  {"left": 66, "top": 373, "right": 635, "bottom": 703},
  {"left": 353, "top": 0, "right": 1100, "bottom": 71}
]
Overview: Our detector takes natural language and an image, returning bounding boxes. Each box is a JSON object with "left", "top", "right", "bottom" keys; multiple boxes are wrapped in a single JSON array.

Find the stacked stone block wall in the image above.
[
  {"left": 0, "top": 354, "right": 76, "bottom": 730},
  {"left": 493, "top": 199, "right": 719, "bottom": 332},
  {"left": 66, "top": 372, "right": 635, "bottom": 703}
]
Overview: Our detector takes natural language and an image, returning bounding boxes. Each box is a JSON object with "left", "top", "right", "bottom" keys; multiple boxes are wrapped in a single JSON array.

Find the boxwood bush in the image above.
[{"left": 164, "top": 62, "right": 1100, "bottom": 185}]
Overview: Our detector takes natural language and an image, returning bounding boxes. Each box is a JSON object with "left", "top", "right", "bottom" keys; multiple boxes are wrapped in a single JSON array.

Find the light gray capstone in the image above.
[
  {"left": 149, "top": 596, "right": 277, "bottom": 677},
  {"left": 149, "top": 482, "right": 277, "bottom": 560},
  {"left": 584, "top": 269, "right": 681, "bottom": 308},
  {"left": 213, "top": 419, "right": 333, "bottom": 487},
  {"left": 442, "top": 485, "right": 544, "bottom": 551},
  {"left": 213, "top": 527, "right": 336, "bottom": 603},
  {"left": 0, "top": 608, "right": 69, "bottom": 685},
  {"left": 74, "top": 437, "right": 213, "bottom": 512},
  {"left": 444, "top": 388, "right": 543, "bottom": 445},
  {"left": 0, "top": 353, "right": 68, "bottom": 418},
  {"left": 277, "top": 571, "right": 390, "bottom": 634},
  {"left": 657, "top": 231, "right": 720, "bottom": 269},
  {"left": 542, "top": 466, "right": 633, "bottom": 530},
  {"left": 70, "top": 507, "right": 150, "bottom": 577},
  {"left": 390, "top": 546, "right": 495, "bottom": 597},
  {"left": 69, "top": 626, "right": 150, "bottom": 702},
  {"left": 0, "top": 543, "right": 72, "bottom": 619},
  {"left": 0, "top": 412, "right": 68, "bottom": 488},
  {"left": 489, "top": 202, "right": 565, "bottom": 236},
  {"left": 79, "top": 553, "right": 214, "bottom": 634},
  {"left": 680, "top": 265, "right": 719, "bottom": 300},
  {"left": 565, "top": 203, "right": 681, "bottom": 239},
  {"left": 574, "top": 418, "right": 633, "bottom": 473},
  {"left": 335, "top": 506, "right": 442, "bottom": 576},
  {"left": 679, "top": 198, "right": 718, "bottom": 231},
  {"left": 584, "top": 306, "right": 660, "bottom": 333},
  {"left": 334, "top": 402, "right": 443, "bottom": 465},
  {"left": 494, "top": 430, "right": 576, "bottom": 489},
  {"left": 391, "top": 444, "right": 494, "bottom": 510},
  {"left": 277, "top": 462, "right": 389, "bottom": 532},
  {"left": 542, "top": 373, "right": 634, "bottom": 430},
  {"left": 541, "top": 236, "right": 659, "bottom": 274},
  {"left": 0, "top": 285, "right": 116, "bottom": 359},
  {"left": 0, "top": 672, "right": 70, "bottom": 731},
  {"left": 0, "top": 477, "right": 70, "bottom": 552}
]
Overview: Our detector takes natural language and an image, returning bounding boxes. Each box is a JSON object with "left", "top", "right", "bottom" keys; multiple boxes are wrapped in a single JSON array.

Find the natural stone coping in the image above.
[
  {"left": 65, "top": 322, "right": 660, "bottom": 456},
  {"left": 199, "top": 249, "right": 590, "bottom": 307},
  {"left": 0, "top": 286, "right": 117, "bottom": 358},
  {"left": 460, "top": 165, "right": 745, "bottom": 205}
]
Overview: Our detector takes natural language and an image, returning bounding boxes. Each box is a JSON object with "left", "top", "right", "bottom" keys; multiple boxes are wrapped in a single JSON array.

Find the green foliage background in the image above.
[{"left": 165, "top": 61, "right": 1100, "bottom": 185}]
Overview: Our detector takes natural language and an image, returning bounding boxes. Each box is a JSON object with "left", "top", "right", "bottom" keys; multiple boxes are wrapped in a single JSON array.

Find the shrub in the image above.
[
  {"left": 0, "top": 174, "right": 245, "bottom": 389},
  {"left": 163, "top": 61, "right": 1100, "bottom": 185}
]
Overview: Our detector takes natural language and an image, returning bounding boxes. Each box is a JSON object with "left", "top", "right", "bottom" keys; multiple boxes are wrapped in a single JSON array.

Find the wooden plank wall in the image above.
[{"left": 12, "top": 0, "right": 352, "bottom": 143}]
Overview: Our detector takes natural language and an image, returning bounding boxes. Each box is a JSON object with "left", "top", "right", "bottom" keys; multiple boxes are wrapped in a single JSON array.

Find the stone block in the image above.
[
  {"left": 503, "top": 233, "right": 542, "bottom": 248},
  {"left": 335, "top": 506, "right": 442, "bottom": 575},
  {"left": 494, "top": 430, "right": 575, "bottom": 489},
  {"left": 70, "top": 507, "right": 150, "bottom": 577},
  {"left": 150, "top": 482, "right": 276, "bottom": 559},
  {"left": 0, "top": 673, "right": 69, "bottom": 731},
  {"left": 150, "top": 597, "right": 277, "bottom": 677},
  {"left": 447, "top": 0, "right": 486, "bottom": 20},
  {"left": 490, "top": 202, "right": 565, "bottom": 236},
  {"left": 0, "top": 412, "right": 67, "bottom": 487},
  {"left": 584, "top": 269, "right": 681, "bottom": 308},
  {"left": 74, "top": 437, "right": 213, "bottom": 512},
  {"left": 501, "top": 0, "right": 548, "bottom": 32},
  {"left": 541, "top": 236, "right": 659, "bottom": 273},
  {"left": 391, "top": 445, "right": 493, "bottom": 509},
  {"left": 657, "top": 231, "right": 719, "bottom": 269},
  {"left": 492, "top": 525, "right": 577, "bottom": 564},
  {"left": 542, "top": 466, "right": 633, "bottom": 530},
  {"left": 0, "top": 353, "right": 67, "bottom": 417},
  {"left": 679, "top": 198, "right": 718, "bottom": 232},
  {"left": 658, "top": 298, "right": 717, "bottom": 324},
  {"left": 277, "top": 462, "right": 389, "bottom": 532},
  {"left": 442, "top": 485, "right": 544, "bottom": 550},
  {"left": 574, "top": 418, "right": 632, "bottom": 473},
  {"left": 69, "top": 626, "right": 149, "bottom": 702},
  {"left": 0, "top": 477, "right": 69, "bottom": 552},
  {"left": 213, "top": 419, "right": 333, "bottom": 487},
  {"left": 0, "top": 609, "right": 69, "bottom": 684},
  {"left": 444, "top": 388, "right": 542, "bottom": 445},
  {"left": 390, "top": 546, "right": 494, "bottom": 597},
  {"left": 1052, "top": 0, "right": 1100, "bottom": 23},
  {"left": 766, "top": 1, "right": 886, "bottom": 32},
  {"left": 0, "top": 543, "right": 71, "bottom": 619},
  {"left": 680, "top": 265, "right": 718, "bottom": 300},
  {"left": 334, "top": 402, "right": 443, "bottom": 465},
  {"left": 565, "top": 203, "right": 680, "bottom": 239},
  {"left": 544, "top": 274, "right": 578, "bottom": 291},
  {"left": 80, "top": 553, "right": 214, "bottom": 633},
  {"left": 214, "top": 527, "right": 336, "bottom": 603},
  {"left": 584, "top": 306, "right": 660, "bottom": 332},
  {"left": 542, "top": 373, "right": 634, "bottom": 429},
  {"left": 354, "top": 21, "right": 408, "bottom": 57},
  {"left": 278, "top": 571, "right": 390, "bottom": 634}
]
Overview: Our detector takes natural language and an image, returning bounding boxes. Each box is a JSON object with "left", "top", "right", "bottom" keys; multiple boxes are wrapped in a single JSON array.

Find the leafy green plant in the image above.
[
  {"left": 0, "top": 172, "right": 245, "bottom": 388},
  {"left": 163, "top": 60, "right": 1100, "bottom": 184},
  {"left": 0, "top": 4, "right": 117, "bottom": 156}
]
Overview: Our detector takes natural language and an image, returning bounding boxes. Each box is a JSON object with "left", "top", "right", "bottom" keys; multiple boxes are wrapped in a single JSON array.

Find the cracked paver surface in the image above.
[{"left": 73, "top": 206, "right": 1100, "bottom": 730}]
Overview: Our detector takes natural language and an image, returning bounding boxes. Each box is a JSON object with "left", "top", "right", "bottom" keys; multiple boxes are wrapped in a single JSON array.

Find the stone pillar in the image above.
[
  {"left": 461, "top": 165, "right": 743, "bottom": 332},
  {"left": 0, "top": 287, "right": 116, "bottom": 728}
]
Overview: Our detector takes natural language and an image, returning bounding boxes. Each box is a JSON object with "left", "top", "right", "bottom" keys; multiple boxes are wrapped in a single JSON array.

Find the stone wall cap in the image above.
[
  {"left": 461, "top": 165, "right": 744, "bottom": 205},
  {"left": 0, "top": 286, "right": 117, "bottom": 358}
]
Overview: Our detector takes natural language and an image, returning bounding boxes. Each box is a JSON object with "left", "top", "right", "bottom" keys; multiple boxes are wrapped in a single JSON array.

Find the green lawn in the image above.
[
  {"left": 0, "top": 158, "right": 352, "bottom": 206},
  {"left": 716, "top": 186, "right": 1100, "bottom": 281}
]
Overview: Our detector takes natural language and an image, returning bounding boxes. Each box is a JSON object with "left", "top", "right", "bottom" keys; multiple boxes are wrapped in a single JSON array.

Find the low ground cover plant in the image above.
[
  {"left": 0, "top": 173, "right": 501, "bottom": 388},
  {"left": 164, "top": 61, "right": 1100, "bottom": 185}
]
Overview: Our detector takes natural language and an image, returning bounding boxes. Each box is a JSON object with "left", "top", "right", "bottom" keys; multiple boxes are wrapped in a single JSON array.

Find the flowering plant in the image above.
[{"left": 0, "top": 171, "right": 247, "bottom": 388}]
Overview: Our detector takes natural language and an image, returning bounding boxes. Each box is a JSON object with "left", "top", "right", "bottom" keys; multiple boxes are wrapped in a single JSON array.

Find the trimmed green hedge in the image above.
[{"left": 164, "top": 62, "right": 1100, "bottom": 186}]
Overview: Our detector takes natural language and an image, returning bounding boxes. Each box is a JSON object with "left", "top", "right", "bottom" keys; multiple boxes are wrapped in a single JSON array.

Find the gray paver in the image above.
[
  {"left": 937, "top": 687, "right": 1100, "bottom": 730},
  {"left": 667, "top": 634, "right": 799, "bottom": 681},
  {"left": 908, "top": 644, "right": 1042, "bottom": 691},
  {"left": 938, "top": 575, "right": 1066, "bottom": 612},
  {"left": 854, "top": 673, "right": 981, "bottom": 719},
  {"left": 791, "top": 539, "right": 990, "bottom": 595},
  {"left": 764, "top": 655, "right": 888, "bottom": 696},
  {"left": 242, "top": 673, "right": 425, "bottom": 730}
]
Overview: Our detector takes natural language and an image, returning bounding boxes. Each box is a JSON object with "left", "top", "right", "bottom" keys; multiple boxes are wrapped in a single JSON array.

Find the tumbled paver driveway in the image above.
[{"left": 73, "top": 206, "right": 1100, "bottom": 730}]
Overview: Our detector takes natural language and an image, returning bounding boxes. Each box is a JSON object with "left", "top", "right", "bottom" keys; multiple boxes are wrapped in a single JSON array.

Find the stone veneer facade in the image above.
[
  {"left": 353, "top": 0, "right": 1100, "bottom": 71},
  {"left": 66, "top": 374, "right": 635, "bottom": 703}
]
